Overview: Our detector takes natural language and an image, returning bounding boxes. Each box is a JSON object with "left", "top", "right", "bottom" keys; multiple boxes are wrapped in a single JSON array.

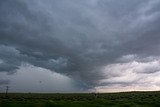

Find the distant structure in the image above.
[
  {"left": 94, "top": 93, "right": 98, "bottom": 98},
  {"left": 93, "top": 88, "right": 98, "bottom": 98},
  {"left": 5, "top": 86, "right": 9, "bottom": 97}
]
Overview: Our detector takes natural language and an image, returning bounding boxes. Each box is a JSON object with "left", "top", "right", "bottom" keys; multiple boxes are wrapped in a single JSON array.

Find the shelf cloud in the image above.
[{"left": 0, "top": 0, "right": 160, "bottom": 92}]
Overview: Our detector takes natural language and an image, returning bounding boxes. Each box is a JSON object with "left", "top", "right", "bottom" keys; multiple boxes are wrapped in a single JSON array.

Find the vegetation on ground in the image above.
[{"left": 0, "top": 91, "right": 160, "bottom": 107}]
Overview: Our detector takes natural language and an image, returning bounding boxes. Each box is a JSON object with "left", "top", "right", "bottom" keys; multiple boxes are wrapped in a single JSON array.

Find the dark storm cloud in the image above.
[{"left": 0, "top": 0, "right": 160, "bottom": 89}]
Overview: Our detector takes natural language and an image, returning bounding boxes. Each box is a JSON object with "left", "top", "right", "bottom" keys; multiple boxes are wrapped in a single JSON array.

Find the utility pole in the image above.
[{"left": 5, "top": 86, "right": 9, "bottom": 97}]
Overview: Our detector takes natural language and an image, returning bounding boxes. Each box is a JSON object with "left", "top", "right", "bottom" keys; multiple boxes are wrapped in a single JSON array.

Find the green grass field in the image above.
[{"left": 0, "top": 91, "right": 160, "bottom": 107}]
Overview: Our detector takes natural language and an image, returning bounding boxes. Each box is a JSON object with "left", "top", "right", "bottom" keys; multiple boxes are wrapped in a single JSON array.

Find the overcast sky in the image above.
[{"left": 0, "top": 0, "right": 160, "bottom": 93}]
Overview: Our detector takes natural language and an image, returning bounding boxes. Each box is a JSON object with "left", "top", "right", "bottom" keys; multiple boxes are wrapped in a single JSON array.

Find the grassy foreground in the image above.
[{"left": 0, "top": 91, "right": 160, "bottom": 107}]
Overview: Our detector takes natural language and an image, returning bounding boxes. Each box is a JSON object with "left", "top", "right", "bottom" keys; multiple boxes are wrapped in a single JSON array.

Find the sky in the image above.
[{"left": 0, "top": 0, "right": 160, "bottom": 93}]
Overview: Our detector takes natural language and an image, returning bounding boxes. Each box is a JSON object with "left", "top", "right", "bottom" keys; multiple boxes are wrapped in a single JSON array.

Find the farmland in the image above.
[{"left": 0, "top": 91, "right": 160, "bottom": 107}]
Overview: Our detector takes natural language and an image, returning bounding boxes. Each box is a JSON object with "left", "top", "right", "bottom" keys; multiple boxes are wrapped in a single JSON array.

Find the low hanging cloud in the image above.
[
  {"left": 96, "top": 55, "right": 160, "bottom": 92},
  {"left": 0, "top": 0, "right": 160, "bottom": 91}
]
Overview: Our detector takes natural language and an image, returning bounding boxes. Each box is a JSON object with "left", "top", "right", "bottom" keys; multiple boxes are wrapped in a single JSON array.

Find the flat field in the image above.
[{"left": 0, "top": 91, "right": 160, "bottom": 107}]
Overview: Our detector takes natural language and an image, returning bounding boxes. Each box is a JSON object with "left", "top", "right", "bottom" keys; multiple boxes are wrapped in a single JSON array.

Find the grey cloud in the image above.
[
  {"left": 0, "top": 79, "right": 10, "bottom": 85},
  {"left": 0, "top": 45, "right": 22, "bottom": 73},
  {"left": 99, "top": 56, "right": 160, "bottom": 90},
  {"left": 0, "top": 0, "right": 160, "bottom": 90}
]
